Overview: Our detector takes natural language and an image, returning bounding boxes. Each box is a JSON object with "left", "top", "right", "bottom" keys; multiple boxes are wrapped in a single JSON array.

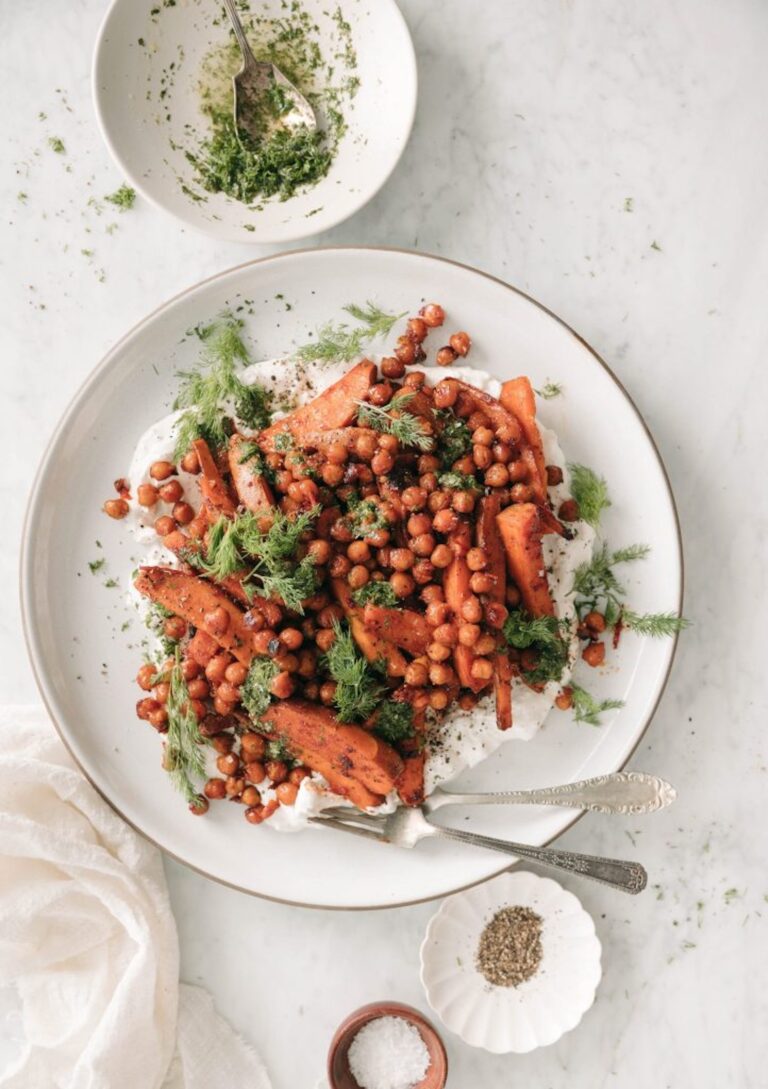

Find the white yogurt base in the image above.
[{"left": 126, "top": 356, "right": 594, "bottom": 831}]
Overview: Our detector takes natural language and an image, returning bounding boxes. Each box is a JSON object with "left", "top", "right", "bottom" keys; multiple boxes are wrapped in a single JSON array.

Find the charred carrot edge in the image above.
[
  {"left": 257, "top": 359, "right": 377, "bottom": 453},
  {"left": 397, "top": 752, "right": 426, "bottom": 807},
  {"left": 260, "top": 699, "right": 403, "bottom": 797},
  {"left": 363, "top": 605, "right": 431, "bottom": 657},
  {"left": 500, "top": 377, "right": 548, "bottom": 499},
  {"left": 228, "top": 434, "right": 275, "bottom": 512},
  {"left": 134, "top": 566, "right": 254, "bottom": 665}
]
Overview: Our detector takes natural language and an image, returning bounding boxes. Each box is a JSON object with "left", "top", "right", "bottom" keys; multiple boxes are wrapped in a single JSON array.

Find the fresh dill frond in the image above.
[
  {"left": 323, "top": 621, "right": 384, "bottom": 723},
  {"left": 536, "top": 381, "right": 563, "bottom": 399},
  {"left": 104, "top": 184, "right": 136, "bottom": 211},
  {"left": 258, "top": 554, "right": 319, "bottom": 612},
  {"left": 374, "top": 701, "right": 414, "bottom": 745},
  {"left": 610, "top": 543, "right": 651, "bottom": 564},
  {"left": 571, "top": 685, "right": 624, "bottom": 726},
  {"left": 241, "top": 658, "right": 280, "bottom": 720},
  {"left": 352, "top": 581, "right": 400, "bottom": 607},
  {"left": 436, "top": 413, "right": 473, "bottom": 469},
  {"left": 620, "top": 610, "right": 690, "bottom": 637},
  {"left": 438, "top": 471, "right": 481, "bottom": 491},
  {"left": 189, "top": 517, "right": 246, "bottom": 581},
  {"left": 568, "top": 464, "right": 611, "bottom": 528},
  {"left": 574, "top": 542, "right": 650, "bottom": 622},
  {"left": 164, "top": 651, "right": 206, "bottom": 805},
  {"left": 145, "top": 602, "right": 178, "bottom": 659},
  {"left": 356, "top": 394, "right": 433, "bottom": 452},
  {"left": 173, "top": 314, "right": 272, "bottom": 461},
  {"left": 295, "top": 301, "right": 405, "bottom": 363},
  {"left": 503, "top": 610, "right": 570, "bottom": 685}
]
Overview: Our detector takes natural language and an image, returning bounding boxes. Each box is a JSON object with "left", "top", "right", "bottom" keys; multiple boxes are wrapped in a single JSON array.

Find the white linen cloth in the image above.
[{"left": 0, "top": 706, "right": 272, "bottom": 1089}]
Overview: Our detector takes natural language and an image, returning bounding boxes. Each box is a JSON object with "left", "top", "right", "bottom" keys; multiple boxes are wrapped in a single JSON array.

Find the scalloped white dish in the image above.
[{"left": 420, "top": 871, "right": 602, "bottom": 1053}]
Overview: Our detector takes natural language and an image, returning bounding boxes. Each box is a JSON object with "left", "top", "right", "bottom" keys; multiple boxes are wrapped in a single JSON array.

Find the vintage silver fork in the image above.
[{"left": 310, "top": 806, "right": 648, "bottom": 894}]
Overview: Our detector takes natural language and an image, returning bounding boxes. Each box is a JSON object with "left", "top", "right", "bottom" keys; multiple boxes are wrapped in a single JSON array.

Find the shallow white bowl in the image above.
[
  {"left": 420, "top": 871, "right": 602, "bottom": 1053},
  {"left": 92, "top": 0, "right": 417, "bottom": 243}
]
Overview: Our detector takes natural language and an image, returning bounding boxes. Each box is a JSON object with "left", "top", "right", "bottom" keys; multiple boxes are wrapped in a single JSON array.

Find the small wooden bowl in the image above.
[{"left": 328, "top": 1001, "right": 448, "bottom": 1089}]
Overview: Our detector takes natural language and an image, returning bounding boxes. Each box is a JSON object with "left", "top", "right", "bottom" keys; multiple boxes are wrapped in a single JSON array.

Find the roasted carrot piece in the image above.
[
  {"left": 134, "top": 566, "right": 254, "bottom": 664},
  {"left": 332, "top": 580, "right": 408, "bottom": 678},
  {"left": 500, "top": 377, "right": 547, "bottom": 498},
  {"left": 397, "top": 752, "right": 426, "bottom": 807},
  {"left": 162, "top": 528, "right": 252, "bottom": 606},
  {"left": 444, "top": 523, "right": 489, "bottom": 693},
  {"left": 298, "top": 427, "right": 378, "bottom": 453},
  {"left": 260, "top": 699, "right": 403, "bottom": 797},
  {"left": 187, "top": 629, "right": 219, "bottom": 667},
  {"left": 477, "top": 494, "right": 514, "bottom": 729},
  {"left": 363, "top": 605, "right": 431, "bottom": 657},
  {"left": 193, "top": 439, "right": 237, "bottom": 519},
  {"left": 257, "top": 360, "right": 376, "bottom": 453},
  {"left": 496, "top": 503, "right": 564, "bottom": 618},
  {"left": 228, "top": 434, "right": 275, "bottom": 512}
]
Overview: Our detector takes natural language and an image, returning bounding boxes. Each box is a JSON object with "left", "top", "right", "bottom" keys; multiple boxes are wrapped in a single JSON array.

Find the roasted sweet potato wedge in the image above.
[
  {"left": 332, "top": 580, "right": 408, "bottom": 677},
  {"left": 228, "top": 434, "right": 275, "bottom": 512},
  {"left": 258, "top": 360, "right": 376, "bottom": 453},
  {"left": 397, "top": 752, "right": 425, "bottom": 807},
  {"left": 134, "top": 566, "right": 254, "bottom": 664},
  {"left": 193, "top": 439, "right": 237, "bottom": 519},
  {"left": 260, "top": 699, "right": 403, "bottom": 798},
  {"left": 496, "top": 503, "right": 563, "bottom": 618},
  {"left": 363, "top": 605, "right": 431, "bottom": 657},
  {"left": 500, "top": 377, "right": 547, "bottom": 498}
]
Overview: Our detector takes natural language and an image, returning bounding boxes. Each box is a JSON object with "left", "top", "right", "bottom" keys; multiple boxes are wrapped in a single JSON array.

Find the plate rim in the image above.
[
  {"left": 19, "top": 245, "right": 684, "bottom": 910},
  {"left": 90, "top": 0, "right": 419, "bottom": 244}
]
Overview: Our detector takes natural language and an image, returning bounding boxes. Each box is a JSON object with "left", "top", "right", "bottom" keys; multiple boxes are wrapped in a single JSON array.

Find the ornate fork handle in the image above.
[
  {"left": 435, "top": 825, "right": 647, "bottom": 894},
  {"left": 427, "top": 772, "right": 676, "bottom": 816}
]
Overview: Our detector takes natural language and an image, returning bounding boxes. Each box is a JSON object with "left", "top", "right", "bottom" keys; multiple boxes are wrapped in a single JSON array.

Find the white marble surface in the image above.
[{"left": 2, "top": 1, "right": 767, "bottom": 1086}]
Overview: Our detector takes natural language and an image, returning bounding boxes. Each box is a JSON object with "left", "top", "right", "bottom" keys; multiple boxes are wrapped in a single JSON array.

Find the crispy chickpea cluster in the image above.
[{"left": 109, "top": 302, "right": 591, "bottom": 822}]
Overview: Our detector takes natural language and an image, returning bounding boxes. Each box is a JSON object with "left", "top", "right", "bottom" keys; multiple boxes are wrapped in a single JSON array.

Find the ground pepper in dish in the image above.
[{"left": 476, "top": 905, "right": 543, "bottom": 987}]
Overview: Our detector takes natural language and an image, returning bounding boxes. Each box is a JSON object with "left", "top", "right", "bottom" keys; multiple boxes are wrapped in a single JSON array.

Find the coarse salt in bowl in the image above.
[{"left": 419, "top": 871, "right": 602, "bottom": 1054}]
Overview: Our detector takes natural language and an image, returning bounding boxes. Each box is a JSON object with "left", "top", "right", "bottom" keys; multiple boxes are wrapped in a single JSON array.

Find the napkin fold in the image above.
[{"left": 0, "top": 706, "right": 271, "bottom": 1089}]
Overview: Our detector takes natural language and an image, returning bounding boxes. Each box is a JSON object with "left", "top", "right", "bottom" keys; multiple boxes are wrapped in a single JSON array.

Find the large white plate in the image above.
[{"left": 21, "top": 249, "right": 683, "bottom": 909}]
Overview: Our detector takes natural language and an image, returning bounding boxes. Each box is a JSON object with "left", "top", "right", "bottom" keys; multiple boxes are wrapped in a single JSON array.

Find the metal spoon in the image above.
[{"left": 221, "top": 0, "right": 317, "bottom": 144}]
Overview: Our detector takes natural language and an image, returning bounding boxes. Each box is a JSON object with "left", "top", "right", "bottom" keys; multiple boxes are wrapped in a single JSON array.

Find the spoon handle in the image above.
[
  {"left": 221, "top": 0, "right": 257, "bottom": 65},
  {"left": 432, "top": 824, "right": 648, "bottom": 894},
  {"left": 425, "top": 772, "right": 676, "bottom": 815}
]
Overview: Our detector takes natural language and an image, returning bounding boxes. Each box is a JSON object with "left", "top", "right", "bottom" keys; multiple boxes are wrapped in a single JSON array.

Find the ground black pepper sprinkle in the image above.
[{"left": 476, "top": 905, "right": 543, "bottom": 987}]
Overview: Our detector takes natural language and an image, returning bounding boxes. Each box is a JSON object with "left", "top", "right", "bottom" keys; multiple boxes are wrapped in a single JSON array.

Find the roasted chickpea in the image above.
[
  {"left": 270, "top": 671, "right": 295, "bottom": 699},
  {"left": 428, "top": 490, "right": 452, "bottom": 514},
  {"left": 187, "top": 678, "right": 210, "bottom": 700},
  {"left": 175, "top": 502, "right": 196, "bottom": 525},
  {"left": 449, "top": 331, "right": 471, "bottom": 356},
  {"left": 320, "top": 462, "right": 343, "bottom": 487},
  {"left": 189, "top": 796, "right": 209, "bottom": 816},
  {"left": 161, "top": 616, "right": 185, "bottom": 642},
  {"left": 148, "top": 707, "right": 169, "bottom": 730},
  {"left": 329, "top": 553, "right": 352, "bottom": 578},
  {"left": 420, "top": 303, "right": 445, "bottom": 327},
  {"left": 204, "top": 778, "right": 227, "bottom": 800},
  {"left": 304, "top": 539, "right": 329, "bottom": 566},
  {"left": 399, "top": 486, "right": 425, "bottom": 511},
  {"left": 211, "top": 734, "right": 234, "bottom": 754},
  {"left": 104, "top": 498, "right": 129, "bottom": 519},
  {"left": 466, "top": 547, "right": 488, "bottom": 572},
  {"left": 412, "top": 559, "right": 435, "bottom": 584},
  {"left": 429, "top": 688, "right": 450, "bottom": 710},
  {"left": 330, "top": 519, "right": 354, "bottom": 544},
  {"left": 407, "top": 316, "right": 429, "bottom": 342},
  {"left": 429, "top": 662, "right": 455, "bottom": 686},
  {"left": 390, "top": 548, "right": 415, "bottom": 571},
  {"left": 225, "top": 775, "right": 245, "bottom": 798},
  {"left": 368, "top": 382, "right": 393, "bottom": 406},
  {"left": 420, "top": 584, "right": 445, "bottom": 605},
  {"left": 433, "top": 379, "right": 459, "bottom": 409},
  {"left": 159, "top": 479, "right": 183, "bottom": 504},
  {"left": 316, "top": 680, "right": 338, "bottom": 708},
  {"left": 348, "top": 564, "right": 370, "bottom": 590},
  {"left": 213, "top": 694, "right": 235, "bottom": 716},
  {"left": 432, "top": 508, "right": 459, "bottom": 535},
  {"left": 485, "top": 464, "right": 510, "bottom": 488},
  {"left": 380, "top": 355, "right": 406, "bottom": 380},
  {"left": 264, "top": 760, "right": 288, "bottom": 784},
  {"left": 390, "top": 572, "right": 415, "bottom": 598},
  {"left": 546, "top": 464, "right": 564, "bottom": 486},
  {"left": 475, "top": 633, "right": 497, "bottom": 656},
  {"left": 274, "top": 781, "right": 298, "bottom": 806},
  {"left": 555, "top": 687, "right": 574, "bottom": 711},
  {"left": 404, "top": 661, "right": 429, "bottom": 687},
  {"left": 181, "top": 657, "right": 201, "bottom": 682},
  {"left": 367, "top": 527, "right": 390, "bottom": 548},
  {"left": 355, "top": 432, "right": 378, "bottom": 461},
  {"left": 472, "top": 426, "right": 494, "bottom": 447},
  {"left": 153, "top": 681, "right": 170, "bottom": 705},
  {"left": 426, "top": 601, "right": 451, "bottom": 626},
  {"left": 137, "top": 663, "right": 156, "bottom": 691},
  {"left": 558, "top": 499, "right": 580, "bottom": 522},
  {"left": 432, "top": 623, "right": 458, "bottom": 647},
  {"left": 154, "top": 514, "right": 175, "bottom": 536},
  {"left": 180, "top": 449, "right": 200, "bottom": 474},
  {"left": 436, "top": 346, "right": 457, "bottom": 366},
  {"left": 459, "top": 691, "right": 479, "bottom": 711},
  {"left": 454, "top": 392, "right": 475, "bottom": 418},
  {"left": 510, "top": 483, "right": 534, "bottom": 503},
  {"left": 252, "top": 629, "right": 279, "bottom": 655},
  {"left": 419, "top": 472, "right": 438, "bottom": 494},
  {"left": 452, "top": 490, "right": 476, "bottom": 514},
  {"left": 402, "top": 370, "right": 426, "bottom": 390},
  {"left": 427, "top": 641, "right": 452, "bottom": 662},
  {"left": 315, "top": 628, "right": 337, "bottom": 653},
  {"left": 473, "top": 445, "right": 493, "bottom": 470},
  {"left": 149, "top": 460, "right": 175, "bottom": 481},
  {"left": 470, "top": 657, "right": 494, "bottom": 681},
  {"left": 203, "top": 606, "right": 229, "bottom": 637},
  {"left": 204, "top": 654, "right": 231, "bottom": 685},
  {"left": 430, "top": 544, "right": 453, "bottom": 569},
  {"left": 394, "top": 336, "right": 416, "bottom": 365},
  {"left": 469, "top": 572, "right": 495, "bottom": 594},
  {"left": 289, "top": 766, "right": 310, "bottom": 786},
  {"left": 237, "top": 786, "right": 258, "bottom": 808},
  {"left": 317, "top": 604, "right": 344, "bottom": 629},
  {"left": 461, "top": 595, "right": 483, "bottom": 623},
  {"left": 137, "top": 483, "right": 159, "bottom": 507},
  {"left": 136, "top": 697, "right": 159, "bottom": 720},
  {"left": 278, "top": 627, "right": 304, "bottom": 652},
  {"left": 371, "top": 450, "right": 394, "bottom": 476},
  {"left": 217, "top": 752, "right": 240, "bottom": 777},
  {"left": 241, "top": 733, "right": 267, "bottom": 760},
  {"left": 582, "top": 641, "right": 606, "bottom": 667},
  {"left": 411, "top": 532, "right": 437, "bottom": 557},
  {"left": 453, "top": 455, "right": 475, "bottom": 475},
  {"left": 345, "top": 540, "right": 369, "bottom": 564},
  {"left": 492, "top": 442, "right": 513, "bottom": 464},
  {"left": 245, "top": 805, "right": 264, "bottom": 824},
  {"left": 407, "top": 513, "right": 432, "bottom": 537},
  {"left": 458, "top": 623, "right": 481, "bottom": 647},
  {"left": 297, "top": 649, "right": 317, "bottom": 678}
]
